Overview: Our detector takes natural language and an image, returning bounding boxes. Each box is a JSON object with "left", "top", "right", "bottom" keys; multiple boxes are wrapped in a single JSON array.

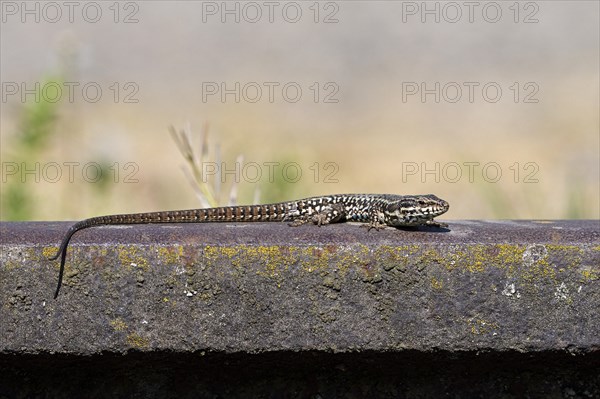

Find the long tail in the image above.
[
  {"left": 48, "top": 219, "right": 94, "bottom": 299},
  {"left": 49, "top": 210, "right": 212, "bottom": 298},
  {"left": 49, "top": 217, "right": 112, "bottom": 299},
  {"left": 49, "top": 212, "right": 198, "bottom": 298},
  {"left": 49, "top": 205, "right": 292, "bottom": 298}
]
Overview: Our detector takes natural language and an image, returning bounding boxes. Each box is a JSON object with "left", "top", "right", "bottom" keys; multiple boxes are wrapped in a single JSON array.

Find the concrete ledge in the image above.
[{"left": 1, "top": 220, "right": 599, "bottom": 396}]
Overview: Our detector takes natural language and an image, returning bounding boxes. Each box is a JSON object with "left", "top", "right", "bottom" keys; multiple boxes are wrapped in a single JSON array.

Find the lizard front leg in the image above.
[{"left": 359, "top": 211, "right": 388, "bottom": 231}]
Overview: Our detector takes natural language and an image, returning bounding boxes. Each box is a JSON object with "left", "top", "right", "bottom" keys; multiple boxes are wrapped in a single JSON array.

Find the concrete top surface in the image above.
[{"left": 2, "top": 219, "right": 599, "bottom": 246}]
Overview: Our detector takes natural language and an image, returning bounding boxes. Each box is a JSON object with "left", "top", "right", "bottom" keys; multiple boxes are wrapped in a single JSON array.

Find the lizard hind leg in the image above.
[
  {"left": 310, "top": 203, "right": 346, "bottom": 226},
  {"left": 288, "top": 203, "right": 346, "bottom": 227}
]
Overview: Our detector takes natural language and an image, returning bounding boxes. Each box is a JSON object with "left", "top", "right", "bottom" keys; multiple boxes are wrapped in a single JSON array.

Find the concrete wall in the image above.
[{"left": 1, "top": 220, "right": 599, "bottom": 397}]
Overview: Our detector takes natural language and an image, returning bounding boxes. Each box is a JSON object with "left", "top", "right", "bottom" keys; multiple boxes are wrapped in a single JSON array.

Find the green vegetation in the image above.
[{"left": 2, "top": 76, "right": 63, "bottom": 220}]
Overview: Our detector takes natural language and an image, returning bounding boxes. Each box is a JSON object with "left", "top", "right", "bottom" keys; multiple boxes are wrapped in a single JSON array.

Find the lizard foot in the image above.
[
  {"left": 425, "top": 220, "right": 448, "bottom": 228},
  {"left": 288, "top": 219, "right": 308, "bottom": 227},
  {"left": 360, "top": 222, "right": 387, "bottom": 231}
]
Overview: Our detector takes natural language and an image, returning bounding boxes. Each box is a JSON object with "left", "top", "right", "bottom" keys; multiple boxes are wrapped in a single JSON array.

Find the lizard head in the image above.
[{"left": 384, "top": 194, "right": 449, "bottom": 226}]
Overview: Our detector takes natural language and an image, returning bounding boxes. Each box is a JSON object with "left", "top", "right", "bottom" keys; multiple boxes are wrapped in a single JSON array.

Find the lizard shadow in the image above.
[{"left": 392, "top": 225, "right": 451, "bottom": 233}]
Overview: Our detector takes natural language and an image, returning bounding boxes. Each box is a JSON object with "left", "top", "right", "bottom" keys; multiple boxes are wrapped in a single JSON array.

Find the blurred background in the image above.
[{"left": 1, "top": 1, "right": 598, "bottom": 221}]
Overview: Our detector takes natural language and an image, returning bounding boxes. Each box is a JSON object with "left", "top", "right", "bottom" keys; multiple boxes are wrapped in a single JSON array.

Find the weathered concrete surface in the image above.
[{"left": 1, "top": 220, "right": 599, "bottom": 397}]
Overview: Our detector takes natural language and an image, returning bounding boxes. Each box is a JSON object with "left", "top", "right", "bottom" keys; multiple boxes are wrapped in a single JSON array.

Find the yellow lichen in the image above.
[
  {"left": 28, "top": 239, "right": 599, "bottom": 295},
  {"left": 126, "top": 333, "right": 150, "bottom": 349},
  {"left": 247, "top": 246, "right": 292, "bottom": 278},
  {"left": 117, "top": 245, "right": 149, "bottom": 271},
  {"left": 581, "top": 268, "right": 599, "bottom": 281},
  {"left": 438, "top": 244, "right": 527, "bottom": 275},
  {"left": 110, "top": 318, "right": 127, "bottom": 332},
  {"left": 42, "top": 246, "right": 58, "bottom": 259},
  {"left": 465, "top": 245, "right": 487, "bottom": 273},
  {"left": 546, "top": 245, "right": 583, "bottom": 270},
  {"left": 468, "top": 317, "right": 499, "bottom": 335},
  {"left": 157, "top": 245, "right": 184, "bottom": 264},
  {"left": 431, "top": 277, "right": 443, "bottom": 290},
  {"left": 522, "top": 257, "right": 556, "bottom": 283}
]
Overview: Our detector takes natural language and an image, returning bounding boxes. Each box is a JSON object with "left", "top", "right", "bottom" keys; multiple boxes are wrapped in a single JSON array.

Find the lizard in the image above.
[{"left": 49, "top": 193, "right": 449, "bottom": 298}]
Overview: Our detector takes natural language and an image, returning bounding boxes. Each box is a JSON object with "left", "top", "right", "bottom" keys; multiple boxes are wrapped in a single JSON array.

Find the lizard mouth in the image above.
[
  {"left": 434, "top": 201, "right": 450, "bottom": 216},
  {"left": 421, "top": 204, "right": 449, "bottom": 217}
]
